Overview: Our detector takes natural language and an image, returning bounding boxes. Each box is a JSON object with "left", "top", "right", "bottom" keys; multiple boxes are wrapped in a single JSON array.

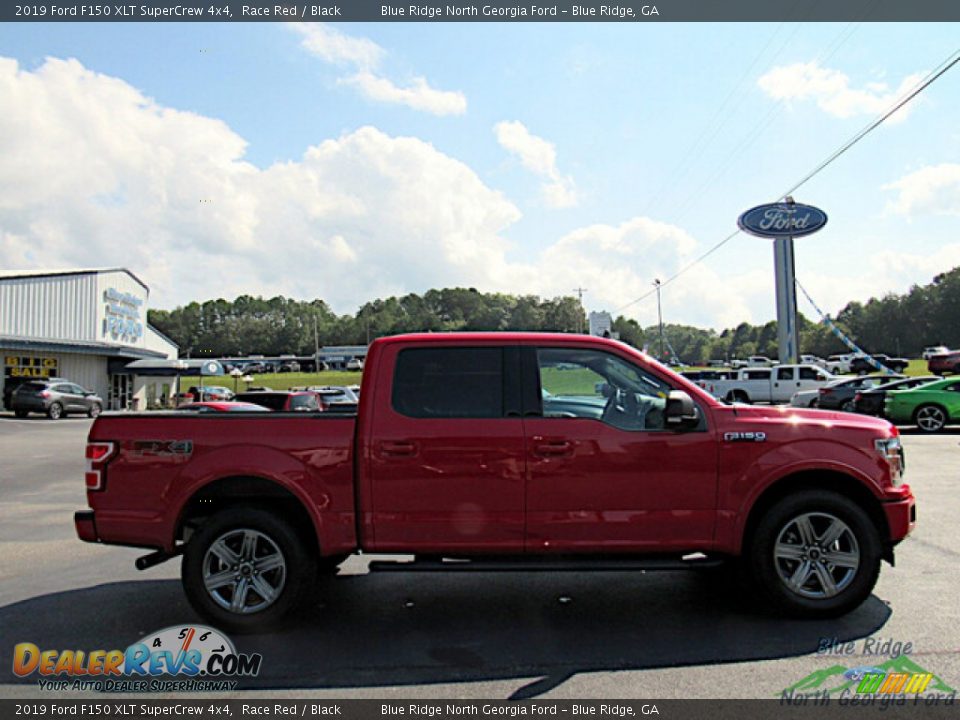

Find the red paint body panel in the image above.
[
  {"left": 85, "top": 414, "right": 356, "bottom": 554},
  {"left": 77, "top": 332, "right": 915, "bottom": 560}
]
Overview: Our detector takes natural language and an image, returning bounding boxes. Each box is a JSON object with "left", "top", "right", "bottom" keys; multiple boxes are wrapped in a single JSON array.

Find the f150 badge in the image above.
[{"left": 724, "top": 431, "right": 767, "bottom": 442}]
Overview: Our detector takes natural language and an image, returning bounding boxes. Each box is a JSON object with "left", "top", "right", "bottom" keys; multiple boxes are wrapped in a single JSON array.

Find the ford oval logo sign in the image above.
[{"left": 737, "top": 202, "right": 828, "bottom": 238}]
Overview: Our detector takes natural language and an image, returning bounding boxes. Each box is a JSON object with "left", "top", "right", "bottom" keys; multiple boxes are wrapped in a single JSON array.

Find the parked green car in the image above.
[{"left": 885, "top": 378, "right": 960, "bottom": 433}]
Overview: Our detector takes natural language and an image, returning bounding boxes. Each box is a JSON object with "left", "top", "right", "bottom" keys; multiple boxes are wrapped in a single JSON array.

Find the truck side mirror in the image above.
[{"left": 665, "top": 390, "right": 699, "bottom": 429}]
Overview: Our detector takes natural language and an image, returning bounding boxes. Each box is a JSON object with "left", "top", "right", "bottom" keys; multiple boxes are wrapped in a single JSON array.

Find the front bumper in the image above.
[{"left": 882, "top": 492, "right": 916, "bottom": 542}]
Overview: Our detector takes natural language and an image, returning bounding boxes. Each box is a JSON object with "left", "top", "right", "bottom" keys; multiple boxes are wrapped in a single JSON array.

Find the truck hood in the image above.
[{"left": 726, "top": 403, "right": 895, "bottom": 434}]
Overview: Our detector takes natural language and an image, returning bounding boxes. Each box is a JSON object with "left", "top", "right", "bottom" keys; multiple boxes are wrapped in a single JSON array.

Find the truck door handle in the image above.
[
  {"left": 533, "top": 440, "right": 573, "bottom": 457},
  {"left": 379, "top": 441, "right": 417, "bottom": 458}
]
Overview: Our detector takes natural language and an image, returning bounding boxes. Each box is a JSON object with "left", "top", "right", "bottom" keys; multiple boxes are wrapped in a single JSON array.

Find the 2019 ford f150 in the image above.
[{"left": 75, "top": 333, "right": 915, "bottom": 631}]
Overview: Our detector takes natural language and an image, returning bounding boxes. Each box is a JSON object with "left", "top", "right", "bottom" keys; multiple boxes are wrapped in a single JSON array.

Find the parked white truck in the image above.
[{"left": 700, "top": 364, "right": 836, "bottom": 404}]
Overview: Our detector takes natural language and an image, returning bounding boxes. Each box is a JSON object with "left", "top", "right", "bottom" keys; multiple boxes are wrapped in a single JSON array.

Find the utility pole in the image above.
[
  {"left": 653, "top": 279, "right": 664, "bottom": 360},
  {"left": 572, "top": 287, "right": 588, "bottom": 333},
  {"left": 313, "top": 315, "right": 320, "bottom": 372}
]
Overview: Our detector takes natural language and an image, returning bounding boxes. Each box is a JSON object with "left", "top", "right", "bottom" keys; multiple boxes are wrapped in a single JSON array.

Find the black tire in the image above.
[
  {"left": 913, "top": 404, "right": 947, "bottom": 433},
  {"left": 841, "top": 399, "right": 855, "bottom": 413},
  {"left": 14, "top": 409, "right": 28, "bottom": 418},
  {"left": 181, "top": 507, "right": 317, "bottom": 633},
  {"left": 735, "top": 390, "right": 751, "bottom": 404},
  {"left": 47, "top": 402, "right": 63, "bottom": 420},
  {"left": 747, "top": 490, "right": 881, "bottom": 618},
  {"left": 88, "top": 403, "right": 102, "bottom": 419}
]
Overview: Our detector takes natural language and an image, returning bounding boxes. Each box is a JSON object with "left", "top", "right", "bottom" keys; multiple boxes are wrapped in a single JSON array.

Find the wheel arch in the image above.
[
  {"left": 738, "top": 470, "right": 891, "bottom": 562},
  {"left": 175, "top": 475, "right": 320, "bottom": 558}
]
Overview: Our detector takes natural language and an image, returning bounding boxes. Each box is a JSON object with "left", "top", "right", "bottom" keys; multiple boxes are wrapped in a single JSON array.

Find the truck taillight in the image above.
[
  {"left": 819, "top": 387, "right": 831, "bottom": 395},
  {"left": 85, "top": 441, "right": 117, "bottom": 491}
]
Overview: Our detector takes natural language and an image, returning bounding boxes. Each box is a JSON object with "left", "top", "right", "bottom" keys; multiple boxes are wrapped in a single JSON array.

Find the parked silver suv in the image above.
[{"left": 11, "top": 379, "right": 103, "bottom": 419}]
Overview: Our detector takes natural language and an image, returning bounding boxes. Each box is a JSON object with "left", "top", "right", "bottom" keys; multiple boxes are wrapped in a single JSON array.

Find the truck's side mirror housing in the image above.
[{"left": 665, "top": 390, "right": 699, "bottom": 429}]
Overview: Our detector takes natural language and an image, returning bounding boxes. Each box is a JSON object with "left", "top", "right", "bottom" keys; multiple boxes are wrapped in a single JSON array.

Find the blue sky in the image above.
[{"left": 1, "top": 21, "right": 958, "bottom": 329}]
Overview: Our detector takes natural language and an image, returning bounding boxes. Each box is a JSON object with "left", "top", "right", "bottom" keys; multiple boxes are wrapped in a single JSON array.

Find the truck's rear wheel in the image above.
[
  {"left": 748, "top": 490, "right": 881, "bottom": 618},
  {"left": 182, "top": 507, "right": 316, "bottom": 633}
]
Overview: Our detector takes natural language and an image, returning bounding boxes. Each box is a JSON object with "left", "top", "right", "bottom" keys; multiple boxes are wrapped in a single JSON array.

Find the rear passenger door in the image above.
[{"left": 365, "top": 345, "right": 526, "bottom": 552}]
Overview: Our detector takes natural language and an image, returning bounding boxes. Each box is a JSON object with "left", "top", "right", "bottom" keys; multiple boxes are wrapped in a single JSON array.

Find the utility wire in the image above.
[
  {"left": 614, "top": 45, "right": 960, "bottom": 317},
  {"left": 780, "top": 47, "right": 960, "bottom": 199}
]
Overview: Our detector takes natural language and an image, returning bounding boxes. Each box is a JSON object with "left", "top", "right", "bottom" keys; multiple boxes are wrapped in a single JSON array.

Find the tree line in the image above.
[{"left": 147, "top": 267, "right": 960, "bottom": 364}]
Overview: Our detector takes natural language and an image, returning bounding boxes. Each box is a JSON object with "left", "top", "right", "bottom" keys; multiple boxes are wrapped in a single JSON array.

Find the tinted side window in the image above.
[
  {"left": 289, "top": 394, "right": 320, "bottom": 411},
  {"left": 777, "top": 368, "right": 794, "bottom": 381},
  {"left": 745, "top": 370, "right": 770, "bottom": 380},
  {"left": 536, "top": 347, "right": 673, "bottom": 431},
  {"left": 798, "top": 367, "right": 820, "bottom": 380},
  {"left": 392, "top": 348, "right": 504, "bottom": 419}
]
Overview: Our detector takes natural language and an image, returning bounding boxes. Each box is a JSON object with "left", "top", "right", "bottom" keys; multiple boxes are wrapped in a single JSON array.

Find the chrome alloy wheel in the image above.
[
  {"left": 916, "top": 405, "right": 946, "bottom": 432},
  {"left": 773, "top": 512, "right": 860, "bottom": 599},
  {"left": 202, "top": 528, "right": 287, "bottom": 614}
]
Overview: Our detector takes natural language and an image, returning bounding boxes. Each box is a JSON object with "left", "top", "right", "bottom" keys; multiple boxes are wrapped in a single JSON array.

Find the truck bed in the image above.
[{"left": 86, "top": 413, "right": 358, "bottom": 553}]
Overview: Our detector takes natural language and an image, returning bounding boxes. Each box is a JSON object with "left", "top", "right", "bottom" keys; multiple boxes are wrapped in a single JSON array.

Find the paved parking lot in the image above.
[{"left": 1, "top": 414, "right": 958, "bottom": 699}]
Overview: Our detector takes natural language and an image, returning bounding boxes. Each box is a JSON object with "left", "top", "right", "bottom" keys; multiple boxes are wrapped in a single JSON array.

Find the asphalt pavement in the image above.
[{"left": 1, "top": 414, "right": 958, "bottom": 700}]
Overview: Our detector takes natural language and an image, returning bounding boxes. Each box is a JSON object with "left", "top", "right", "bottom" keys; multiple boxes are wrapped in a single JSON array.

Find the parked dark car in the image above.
[
  {"left": 853, "top": 376, "right": 938, "bottom": 417},
  {"left": 849, "top": 354, "right": 909, "bottom": 374},
  {"left": 234, "top": 390, "right": 323, "bottom": 412},
  {"left": 928, "top": 350, "right": 960, "bottom": 376},
  {"left": 817, "top": 374, "right": 904, "bottom": 411},
  {"left": 11, "top": 379, "right": 103, "bottom": 419}
]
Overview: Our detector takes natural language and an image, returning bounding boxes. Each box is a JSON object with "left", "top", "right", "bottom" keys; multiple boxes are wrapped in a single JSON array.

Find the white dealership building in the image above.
[{"left": 0, "top": 268, "right": 179, "bottom": 411}]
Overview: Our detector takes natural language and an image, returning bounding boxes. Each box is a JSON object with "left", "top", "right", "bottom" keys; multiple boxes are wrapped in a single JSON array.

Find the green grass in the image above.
[
  {"left": 177, "top": 370, "right": 362, "bottom": 393},
  {"left": 540, "top": 367, "right": 605, "bottom": 396}
]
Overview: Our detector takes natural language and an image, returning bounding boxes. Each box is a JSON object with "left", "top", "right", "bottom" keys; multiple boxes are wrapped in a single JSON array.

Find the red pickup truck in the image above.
[{"left": 75, "top": 333, "right": 915, "bottom": 631}]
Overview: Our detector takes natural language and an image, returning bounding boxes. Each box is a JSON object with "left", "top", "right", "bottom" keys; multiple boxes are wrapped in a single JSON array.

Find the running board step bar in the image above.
[{"left": 368, "top": 555, "right": 723, "bottom": 573}]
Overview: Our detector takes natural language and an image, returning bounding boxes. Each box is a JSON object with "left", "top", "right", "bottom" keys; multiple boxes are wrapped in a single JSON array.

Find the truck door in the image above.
[
  {"left": 797, "top": 366, "right": 830, "bottom": 396},
  {"left": 522, "top": 346, "right": 718, "bottom": 552},
  {"left": 772, "top": 366, "right": 797, "bottom": 403},
  {"left": 364, "top": 345, "right": 526, "bottom": 552}
]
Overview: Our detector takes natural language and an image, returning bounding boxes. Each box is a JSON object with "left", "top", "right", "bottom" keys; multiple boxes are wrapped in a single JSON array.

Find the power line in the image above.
[
  {"left": 614, "top": 44, "right": 960, "bottom": 317},
  {"left": 615, "top": 229, "right": 742, "bottom": 313},
  {"left": 780, "top": 47, "right": 960, "bottom": 199}
]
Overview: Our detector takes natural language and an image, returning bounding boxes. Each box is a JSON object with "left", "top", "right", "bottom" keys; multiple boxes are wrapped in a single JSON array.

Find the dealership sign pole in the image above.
[{"left": 737, "top": 198, "right": 828, "bottom": 364}]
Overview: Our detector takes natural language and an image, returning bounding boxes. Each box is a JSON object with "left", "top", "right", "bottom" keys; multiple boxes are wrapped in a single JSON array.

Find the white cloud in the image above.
[
  {"left": 883, "top": 163, "right": 960, "bottom": 217},
  {"left": 757, "top": 62, "right": 925, "bottom": 123},
  {"left": 289, "top": 23, "right": 383, "bottom": 70},
  {"left": 494, "top": 120, "right": 577, "bottom": 208},
  {"left": 290, "top": 23, "right": 466, "bottom": 116},
  {"left": 342, "top": 71, "right": 467, "bottom": 117},
  {"left": 2, "top": 56, "right": 951, "bottom": 333}
]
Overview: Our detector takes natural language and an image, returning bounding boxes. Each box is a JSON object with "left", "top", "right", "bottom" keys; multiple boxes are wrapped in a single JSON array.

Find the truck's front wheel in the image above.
[
  {"left": 749, "top": 491, "right": 881, "bottom": 618},
  {"left": 182, "top": 508, "right": 316, "bottom": 633}
]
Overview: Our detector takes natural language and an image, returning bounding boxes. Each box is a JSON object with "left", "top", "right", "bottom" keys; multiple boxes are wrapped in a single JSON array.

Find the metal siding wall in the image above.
[
  {"left": 0, "top": 274, "right": 97, "bottom": 341},
  {"left": 58, "top": 353, "right": 110, "bottom": 400},
  {"left": 145, "top": 325, "right": 177, "bottom": 359}
]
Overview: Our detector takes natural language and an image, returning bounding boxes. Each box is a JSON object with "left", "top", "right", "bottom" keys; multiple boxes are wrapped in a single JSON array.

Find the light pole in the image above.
[
  {"left": 653, "top": 279, "right": 664, "bottom": 360},
  {"left": 572, "top": 287, "right": 588, "bottom": 333}
]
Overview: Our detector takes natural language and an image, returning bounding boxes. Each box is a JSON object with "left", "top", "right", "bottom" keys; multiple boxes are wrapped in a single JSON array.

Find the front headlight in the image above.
[{"left": 875, "top": 436, "right": 905, "bottom": 485}]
